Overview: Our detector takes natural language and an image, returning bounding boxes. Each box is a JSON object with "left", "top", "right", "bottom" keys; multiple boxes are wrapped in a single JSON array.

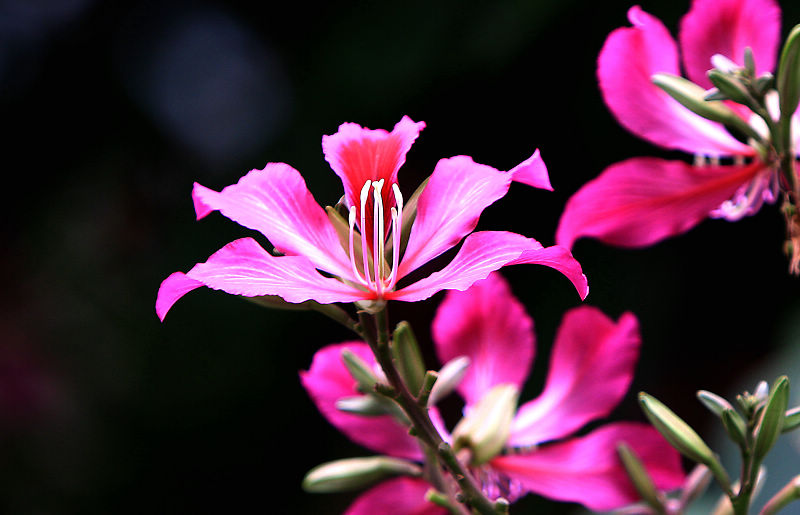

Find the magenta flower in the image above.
[
  {"left": 556, "top": 0, "right": 799, "bottom": 249},
  {"left": 300, "top": 273, "right": 684, "bottom": 513},
  {"left": 156, "top": 117, "right": 588, "bottom": 320}
]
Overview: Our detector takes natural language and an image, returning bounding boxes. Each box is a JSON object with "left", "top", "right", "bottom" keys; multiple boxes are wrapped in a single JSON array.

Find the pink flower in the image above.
[
  {"left": 157, "top": 117, "right": 588, "bottom": 320},
  {"left": 300, "top": 273, "right": 685, "bottom": 513},
  {"left": 556, "top": 0, "right": 799, "bottom": 249}
]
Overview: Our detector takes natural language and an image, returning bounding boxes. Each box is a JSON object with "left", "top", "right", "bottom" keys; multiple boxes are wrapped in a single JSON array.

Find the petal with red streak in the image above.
[
  {"left": 556, "top": 157, "right": 765, "bottom": 249},
  {"left": 344, "top": 477, "right": 445, "bottom": 515}
]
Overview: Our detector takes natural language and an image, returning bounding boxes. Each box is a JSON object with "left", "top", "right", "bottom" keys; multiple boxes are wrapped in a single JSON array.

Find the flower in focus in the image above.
[
  {"left": 300, "top": 273, "right": 684, "bottom": 512},
  {"left": 157, "top": 116, "right": 588, "bottom": 320},
  {"left": 557, "top": 0, "right": 799, "bottom": 249}
]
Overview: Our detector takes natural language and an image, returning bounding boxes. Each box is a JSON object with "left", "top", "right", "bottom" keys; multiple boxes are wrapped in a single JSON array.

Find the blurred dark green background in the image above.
[{"left": 2, "top": 0, "right": 799, "bottom": 513}]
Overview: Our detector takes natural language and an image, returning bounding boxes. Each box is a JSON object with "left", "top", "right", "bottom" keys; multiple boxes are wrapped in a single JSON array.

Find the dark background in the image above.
[{"left": 2, "top": 0, "right": 799, "bottom": 513}]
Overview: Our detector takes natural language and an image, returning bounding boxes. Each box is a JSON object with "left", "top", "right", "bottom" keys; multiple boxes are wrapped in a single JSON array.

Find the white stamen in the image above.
[
  {"left": 694, "top": 154, "right": 707, "bottom": 167},
  {"left": 359, "top": 181, "right": 372, "bottom": 285},
  {"left": 387, "top": 184, "right": 404, "bottom": 289}
]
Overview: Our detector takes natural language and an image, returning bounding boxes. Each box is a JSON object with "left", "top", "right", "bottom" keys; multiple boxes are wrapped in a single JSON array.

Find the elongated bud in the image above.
[
  {"left": 753, "top": 376, "right": 789, "bottom": 465},
  {"left": 679, "top": 465, "right": 713, "bottom": 508},
  {"left": 391, "top": 322, "right": 426, "bottom": 396},
  {"left": 639, "top": 392, "right": 731, "bottom": 493},
  {"left": 777, "top": 25, "right": 800, "bottom": 126},
  {"left": 302, "top": 456, "right": 421, "bottom": 493},
  {"left": 617, "top": 443, "right": 665, "bottom": 512},
  {"left": 652, "top": 73, "right": 762, "bottom": 142},
  {"left": 341, "top": 349, "right": 379, "bottom": 391},
  {"left": 707, "top": 69, "right": 754, "bottom": 107},
  {"left": 428, "top": 356, "right": 470, "bottom": 406},
  {"left": 761, "top": 475, "right": 800, "bottom": 515},
  {"left": 783, "top": 406, "right": 800, "bottom": 433},
  {"left": 336, "top": 395, "right": 391, "bottom": 416},
  {"left": 697, "top": 390, "right": 735, "bottom": 417},
  {"left": 453, "top": 384, "right": 519, "bottom": 465}
]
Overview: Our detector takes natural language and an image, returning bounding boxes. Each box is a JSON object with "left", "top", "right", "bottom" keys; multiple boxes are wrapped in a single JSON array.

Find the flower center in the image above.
[{"left": 347, "top": 179, "right": 403, "bottom": 296}]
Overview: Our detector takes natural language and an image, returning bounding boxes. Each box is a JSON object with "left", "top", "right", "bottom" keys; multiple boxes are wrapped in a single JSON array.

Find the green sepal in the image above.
[
  {"left": 617, "top": 443, "right": 666, "bottom": 513},
  {"left": 639, "top": 392, "right": 731, "bottom": 493},
  {"left": 391, "top": 321, "right": 426, "bottom": 396},
  {"left": 783, "top": 406, "right": 800, "bottom": 433},
  {"left": 721, "top": 408, "right": 748, "bottom": 448},
  {"left": 302, "top": 456, "right": 421, "bottom": 493},
  {"left": 753, "top": 376, "right": 790, "bottom": 465},
  {"left": 707, "top": 69, "right": 755, "bottom": 107},
  {"left": 777, "top": 25, "right": 800, "bottom": 128},
  {"left": 341, "top": 349, "right": 379, "bottom": 392},
  {"left": 652, "top": 73, "right": 762, "bottom": 142}
]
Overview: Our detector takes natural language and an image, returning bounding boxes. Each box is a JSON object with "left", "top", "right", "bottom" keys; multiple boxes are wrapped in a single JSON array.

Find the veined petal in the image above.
[
  {"left": 155, "top": 272, "right": 203, "bottom": 322},
  {"left": 398, "top": 157, "right": 515, "bottom": 278},
  {"left": 491, "top": 422, "right": 685, "bottom": 511},
  {"left": 322, "top": 116, "right": 425, "bottom": 241},
  {"left": 344, "top": 477, "right": 446, "bottom": 515},
  {"left": 679, "top": 0, "right": 781, "bottom": 89},
  {"left": 598, "top": 6, "right": 753, "bottom": 156},
  {"left": 175, "top": 237, "right": 370, "bottom": 309},
  {"left": 556, "top": 157, "right": 766, "bottom": 249},
  {"left": 509, "top": 308, "right": 639, "bottom": 446},
  {"left": 300, "top": 343, "right": 423, "bottom": 461},
  {"left": 192, "top": 163, "right": 355, "bottom": 281},
  {"left": 508, "top": 149, "right": 552, "bottom": 191},
  {"left": 508, "top": 245, "right": 589, "bottom": 300},
  {"left": 391, "top": 231, "right": 587, "bottom": 303},
  {"left": 431, "top": 273, "right": 535, "bottom": 408}
]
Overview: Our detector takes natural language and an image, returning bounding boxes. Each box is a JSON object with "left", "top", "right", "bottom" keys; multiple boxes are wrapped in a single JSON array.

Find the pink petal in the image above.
[
  {"left": 491, "top": 422, "right": 685, "bottom": 511},
  {"left": 508, "top": 245, "right": 589, "bottom": 300},
  {"left": 508, "top": 149, "right": 552, "bottom": 191},
  {"left": 679, "top": 0, "right": 781, "bottom": 89},
  {"left": 398, "top": 156, "right": 515, "bottom": 278},
  {"left": 431, "top": 273, "right": 535, "bottom": 408},
  {"left": 322, "top": 116, "right": 425, "bottom": 242},
  {"left": 191, "top": 162, "right": 355, "bottom": 281},
  {"left": 598, "top": 6, "right": 753, "bottom": 156},
  {"left": 178, "top": 237, "right": 370, "bottom": 307},
  {"left": 392, "top": 231, "right": 588, "bottom": 303},
  {"left": 344, "top": 477, "right": 445, "bottom": 515},
  {"left": 509, "top": 307, "right": 639, "bottom": 446},
  {"left": 556, "top": 157, "right": 766, "bottom": 249},
  {"left": 155, "top": 272, "right": 203, "bottom": 321},
  {"left": 300, "top": 343, "right": 423, "bottom": 461}
]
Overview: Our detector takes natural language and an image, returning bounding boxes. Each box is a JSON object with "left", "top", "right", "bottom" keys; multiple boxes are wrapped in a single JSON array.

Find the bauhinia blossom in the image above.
[
  {"left": 556, "top": 0, "right": 800, "bottom": 249},
  {"left": 300, "top": 273, "right": 685, "bottom": 513},
  {"left": 156, "top": 117, "right": 588, "bottom": 320}
]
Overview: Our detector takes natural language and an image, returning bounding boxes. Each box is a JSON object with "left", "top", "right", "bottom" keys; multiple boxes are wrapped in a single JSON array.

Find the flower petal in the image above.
[
  {"left": 491, "top": 422, "right": 685, "bottom": 511},
  {"left": 598, "top": 6, "right": 753, "bottom": 156},
  {"left": 191, "top": 162, "right": 355, "bottom": 281},
  {"left": 679, "top": 0, "right": 781, "bottom": 89},
  {"left": 508, "top": 245, "right": 589, "bottom": 300},
  {"left": 509, "top": 307, "right": 639, "bottom": 446},
  {"left": 344, "top": 477, "right": 445, "bottom": 515},
  {"left": 398, "top": 156, "right": 515, "bottom": 278},
  {"left": 556, "top": 157, "right": 766, "bottom": 249},
  {"left": 322, "top": 116, "right": 425, "bottom": 244},
  {"left": 155, "top": 272, "right": 203, "bottom": 321},
  {"left": 173, "top": 237, "right": 370, "bottom": 308},
  {"left": 300, "top": 343, "right": 423, "bottom": 461},
  {"left": 431, "top": 273, "right": 535, "bottom": 408},
  {"left": 508, "top": 149, "right": 552, "bottom": 191}
]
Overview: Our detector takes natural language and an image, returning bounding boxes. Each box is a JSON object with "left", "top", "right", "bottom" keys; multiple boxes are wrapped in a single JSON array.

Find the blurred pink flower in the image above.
[
  {"left": 300, "top": 273, "right": 684, "bottom": 513},
  {"left": 157, "top": 117, "right": 588, "bottom": 320},
  {"left": 557, "top": 0, "right": 799, "bottom": 249}
]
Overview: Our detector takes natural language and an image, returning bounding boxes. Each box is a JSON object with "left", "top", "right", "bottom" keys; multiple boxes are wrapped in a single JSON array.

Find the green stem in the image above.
[{"left": 356, "top": 309, "right": 501, "bottom": 515}]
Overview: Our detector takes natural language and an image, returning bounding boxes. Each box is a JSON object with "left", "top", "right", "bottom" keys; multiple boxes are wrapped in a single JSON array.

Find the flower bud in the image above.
[
  {"left": 341, "top": 349, "right": 380, "bottom": 392},
  {"left": 707, "top": 69, "right": 754, "bottom": 106},
  {"left": 391, "top": 321, "right": 426, "bottom": 396},
  {"left": 617, "top": 442, "right": 665, "bottom": 512},
  {"left": 428, "top": 356, "right": 470, "bottom": 406},
  {"left": 777, "top": 25, "right": 800, "bottom": 125},
  {"left": 753, "top": 376, "right": 789, "bottom": 465},
  {"left": 336, "top": 395, "right": 391, "bottom": 416},
  {"left": 452, "top": 384, "right": 518, "bottom": 465},
  {"left": 783, "top": 406, "right": 800, "bottom": 433},
  {"left": 302, "top": 456, "right": 421, "bottom": 493},
  {"left": 697, "top": 390, "right": 735, "bottom": 417}
]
